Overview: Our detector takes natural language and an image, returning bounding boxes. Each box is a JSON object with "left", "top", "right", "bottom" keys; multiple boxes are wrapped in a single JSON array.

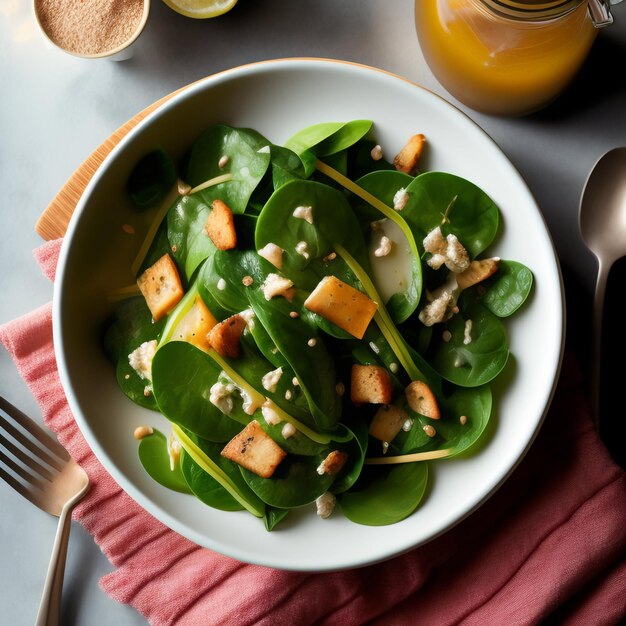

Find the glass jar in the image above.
[{"left": 415, "top": 0, "right": 619, "bottom": 116}]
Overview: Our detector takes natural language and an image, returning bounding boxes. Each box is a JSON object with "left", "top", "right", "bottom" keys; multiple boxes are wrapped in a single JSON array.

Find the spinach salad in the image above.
[{"left": 103, "top": 121, "right": 533, "bottom": 530}]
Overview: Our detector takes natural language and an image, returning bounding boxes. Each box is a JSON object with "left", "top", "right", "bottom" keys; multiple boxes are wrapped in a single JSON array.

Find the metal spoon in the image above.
[{"left": 579, "top": 147, "right": 626, "bottom": 429}]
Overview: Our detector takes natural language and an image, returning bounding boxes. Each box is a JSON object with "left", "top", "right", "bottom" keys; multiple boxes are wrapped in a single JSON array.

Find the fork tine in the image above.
[
  {"left": 0, "top": 447, "right": 48, "bottom": 490},
  {"left": 0, "top": 430, "right": 55, "bottom": 482},
  {"left": 0, "top": 395, "right": 69, "bottom": 466},
  {"left": 0, "top": 464, "right": 45, "bottom": 508}
]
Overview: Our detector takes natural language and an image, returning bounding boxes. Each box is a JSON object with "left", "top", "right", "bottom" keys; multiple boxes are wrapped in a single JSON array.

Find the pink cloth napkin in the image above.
[{"left": 1, "top": 238, "right": 625, "bottom": 625}]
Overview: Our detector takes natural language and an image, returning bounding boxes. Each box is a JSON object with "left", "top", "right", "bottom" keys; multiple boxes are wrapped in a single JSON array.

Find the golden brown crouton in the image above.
[
  {"left": 205, "top": 199, "right": 237, "bottom": 251},
  {"left": 304, "top": 276, "right": 378, "bottom": 339},
  {"left": 393, "top": 134, "right": 426, "bottom": 174},
  {"left": 136, "top": 254, "right": 184, "bottom": 322},
  {"left": 405, "top": 380, "right": 440, "bottom": 420},
  {"left": 207, "top": 314, "right": 246, "bottom": 358},
  {"left": 316, "top": 450, "right": 349, "bottom": 476},
  {"left": 221, "top": 420, "right": 286, "bottom": 478},
  {"left": 456, "top": 258, "right": 500, "bottom": 291},
  {"left": 369, "top": 405, "right": 409, "bottom": 443},
  {"left": 350, "top": 364, "right": 393, "bottom": 405}
]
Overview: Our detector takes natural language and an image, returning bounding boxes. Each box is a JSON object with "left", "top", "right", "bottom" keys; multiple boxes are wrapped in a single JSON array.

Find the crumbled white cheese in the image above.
[
  {"left": 419, "top": 291, "right": 454, "bottom": 327},
  {"left": 418, "top": 276, "right": 460, "bottom": 327},
  {"left": 463, "top": 319, "right": 473, "bottom": 345},
  {"left": 281, "top": 422, "right": 297, "bottom": 439},
  {"left": 209, "top": 381, "right": 235, "bottom": 414},
  {"left": 445, "top": 234, "right": 470, "bottom": 272},
  {"left": 393, "top": 187, "right": 409, "bottom": 211},
  {"left": 261, "top": 403, "right": 282, "bottom": 425},
  {"left": 423, "top": 227, "right": 447, "bottom": 255},
  {"left": 257, "top": 145, "right": 271, "bottom": 154},
  {"left": 315, "top": 492, "right": 336, "bottom": 519},
  {"left": 423, "top": 227, "right": 470, "bottom": 273},
  {"left": 292, "top": 205, "right": 314, "bottom": 224},
  {"left": 262, "top": 367, "right": 283, "bottom": 393},
  {"left": 261, "top": 273, "right": 294, "bottom": 301},
  {"left": 295, "top": 241, "right": 310, "bottom": 260},
  {"left": 402, "top": 418, "right": 414, "bottom": 432},
  {"left": 217, "top": 278, "right": 227, "bottom": 291},
  {"left": 241, "top": 389, "right": 260, "bottom": 415},
  {"left": 370, "top": 144, "right": 383, "bottom": 161},
  {"left": 128, "top": 340, "right": 158, "bottom": 381},
  {"left": 133, "top": 425, "right": 153, "bottom": 440},
  {"left": 143, "top": 385, "right": 152, "bottom": 397},
  {"left": 258, "top": 243, "right": 284, "bottom": 269},
  {"left": 374, "top": 235, "right": 393, "bottom": 258},
  {"left": 239, "top": 308, "right": 255, "bottom": 330}
]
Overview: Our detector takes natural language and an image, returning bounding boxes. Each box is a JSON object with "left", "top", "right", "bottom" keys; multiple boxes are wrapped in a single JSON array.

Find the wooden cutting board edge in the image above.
[{"left": 35, "top": 85, "right": 189, "bottom": 241}]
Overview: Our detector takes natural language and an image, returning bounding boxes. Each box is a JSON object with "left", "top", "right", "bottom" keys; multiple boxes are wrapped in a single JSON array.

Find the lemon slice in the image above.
[{"left": 162, "top": 0, "right": 238, "bottom": 19}]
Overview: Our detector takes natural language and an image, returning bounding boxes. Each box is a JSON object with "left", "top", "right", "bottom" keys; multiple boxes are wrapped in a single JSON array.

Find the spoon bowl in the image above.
[{"left": 579, "top": 147, "right": 626, "bottom": 427}]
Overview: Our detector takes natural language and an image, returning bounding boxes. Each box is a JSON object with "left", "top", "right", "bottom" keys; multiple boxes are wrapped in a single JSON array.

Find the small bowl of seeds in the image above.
[{"left": 33, "top": 0, "right": 150, "bottom": 61}]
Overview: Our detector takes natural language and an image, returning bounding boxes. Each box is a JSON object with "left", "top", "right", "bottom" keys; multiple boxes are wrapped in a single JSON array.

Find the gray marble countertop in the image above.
[{"left": 1, "top": 1, "right": 625, "bottom": 624}]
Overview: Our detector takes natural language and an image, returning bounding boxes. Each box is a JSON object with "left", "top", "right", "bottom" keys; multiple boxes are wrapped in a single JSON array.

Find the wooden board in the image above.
[{"left": 35, "top": 86, "right": 189, "bottom": 241}]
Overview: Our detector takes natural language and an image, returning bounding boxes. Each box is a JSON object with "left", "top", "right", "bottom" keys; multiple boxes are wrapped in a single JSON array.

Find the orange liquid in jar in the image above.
[{"left": 415, "top": 0, "right": 597, "bottom": 116}]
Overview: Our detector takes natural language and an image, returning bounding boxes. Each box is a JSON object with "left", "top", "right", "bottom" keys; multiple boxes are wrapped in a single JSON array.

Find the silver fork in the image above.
[{"left": 0, "top": 395, "right": 90, "bottom": 626}]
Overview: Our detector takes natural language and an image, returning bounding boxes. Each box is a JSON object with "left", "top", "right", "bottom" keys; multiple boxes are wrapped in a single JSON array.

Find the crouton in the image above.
[
  {"left": 205, "top": 199, "right": 237, "bottom": 251},
  {"left": 173, "top": 296, "right": 217, "bottom": 352},
  {"left": 350, "top": 364, "right": 393, "bottom": 405},
  {"left": 221, "top": 420, "right": 287, "bottom": 478},
  {"left": 316, "top": 450, "right": 349, "bottom": 476},
  {"left": 207, "top": 314, "right": 246, "bottom": 358},
  {"left": 405, "top": 380, "right": 440, "bottom": 420},
  {"left": 137, "top": 254, "right": 184, "bottom": 322},
  {"left": 304, "top": 276, "right": 378, "bottom": 339},
  {"left": 369, "top": 405, "right": 409, "bottom": 443},
  {"left": 393, "top": 133, "right": 426, "bottom": 174},
  {"left": 456, "top": 258, "right": 500, "bottom": 291}
]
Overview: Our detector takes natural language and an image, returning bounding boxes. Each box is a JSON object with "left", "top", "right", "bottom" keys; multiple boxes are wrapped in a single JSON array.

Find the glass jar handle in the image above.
[{"left": 589, "top": 0, "right": 621, "bottom": 27}]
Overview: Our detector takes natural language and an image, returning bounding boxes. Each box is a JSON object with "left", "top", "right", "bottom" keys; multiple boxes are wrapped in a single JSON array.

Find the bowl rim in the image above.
[{"left": 52, "top": 57, "right": 566, "bottom": 570}]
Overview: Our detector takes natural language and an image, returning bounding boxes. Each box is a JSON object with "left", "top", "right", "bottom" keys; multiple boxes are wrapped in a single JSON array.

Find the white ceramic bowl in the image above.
[{"left": 54, "top": 59, "right": 564, "bottom": 571}]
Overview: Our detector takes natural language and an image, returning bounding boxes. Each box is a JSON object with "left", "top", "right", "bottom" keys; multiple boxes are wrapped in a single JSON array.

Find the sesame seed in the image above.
[
  {"left": 382, "top": 441, "right": 389, "bottom": 454},
  {"left": 307, "top": 338, "right": 317, "bottom": 347},
  {"left": 134, "top": 425, "right": 153, "bottom": 440},
  {"left": 335, "top": 382, "right": 345, "bottom": 396},
  {"left": 389, "top": 363, "right": 399, "bottom": 374},
  {"left": 143, "top": 386, "right": 152, "bottom": 397},
  {"left": 292, "top": 377, "right": 300, "bottom": 386},
  {"left": 218, "top": 155, "right": 229, "bottom": 168},
  {"left": 289, "top": 311, "right": 300, "bottom": 319},
  {"left": 285, "top": 390, "right": 293, "bottom": 400},
  {"left": 242, "top": 275, "right": 254, "bottom": 287},
  {"left": 369, "top": 341, "right": 380, "bottom": 355},
  {"left": 122, "top": 223, "right": 135, "bottom": 234},
  {"left": 171, "top": 244, "right": 178, "bottom": 253},
  {"left": 217, "top": 278, "right": 226, "bottom": 291},
  {"left": 124, "top": 374, "right": 130, "bottom": 380},
  {"left": 402, "top": 418, "right": 414, "bottom": 432},
  {"left": 460, "top": 415, "right": 468, "bottom": 425},
  {"left": 323, "top": 252, "right": 337, "bottom": 262},
  {"left": 442, "top": 330, "right": 452, "bottom": 342},
  {"left": 370, "top": 144, "right": 383, "bottom": 160},
  {"left": 423, "top": 424, "right": 436, "bottom": 438}
]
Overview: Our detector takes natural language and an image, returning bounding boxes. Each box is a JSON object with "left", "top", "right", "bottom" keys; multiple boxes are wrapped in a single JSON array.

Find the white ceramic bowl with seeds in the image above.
[{"left": 33, "top": 0, "right": 150, "bottom": 61}]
